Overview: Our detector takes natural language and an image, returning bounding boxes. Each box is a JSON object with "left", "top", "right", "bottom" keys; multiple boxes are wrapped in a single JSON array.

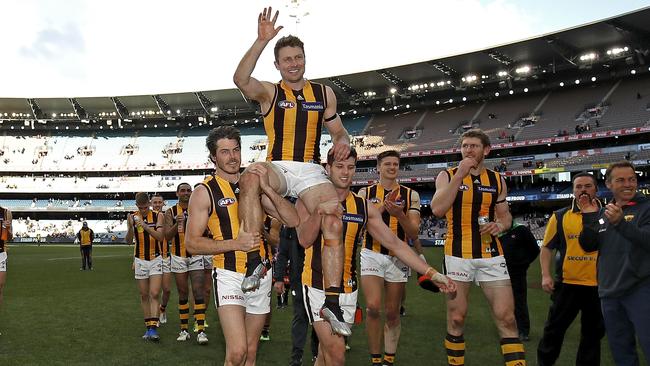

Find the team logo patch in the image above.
[
  {"left": 301, "top": 101, "right": 324, "bottom": 111},
  {"left": 477, "top": 185, "right": 497, "bottom": 193},
  {"left": 624, "top": 215, "right": 634, "bottom": 222},
  {"left": 459, "top": 184, "right": 469, "bottom": 191},
  {"left": 218, "top": 197, "right": 236, "bottom": 207},
  {"left": 342, "top": 213, "right": 364, "bottom": 224},
  {"left": 277, "top": 100, "right": 296, "bottom": 109}
]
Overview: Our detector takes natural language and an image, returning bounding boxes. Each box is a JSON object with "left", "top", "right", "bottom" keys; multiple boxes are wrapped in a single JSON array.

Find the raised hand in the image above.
[
  {"left": 249, "top": 164, "right": 272, "bottom": 194},
  {"left": 604, "top": 202, "right": 624, "bottom": 225},
  {"left": 258, "top": 7, "right": 283, "bottom": 42},
  {"left": 330, "top": 142, "right": 351, "bottom": 163},
  {"left": 457, "top": 157, "right": 478, "bottom": 177},
  {"left": 384, "top": 199, "right": 405, "bottom": 218},
  {"left": 577, "top": 193, "right": 599, "bottom": 214}
]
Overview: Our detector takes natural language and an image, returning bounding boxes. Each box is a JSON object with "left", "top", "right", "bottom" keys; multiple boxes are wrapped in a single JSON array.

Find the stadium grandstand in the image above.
[{"left": 1, "top": 7, "right": 650, "bottom": 248}]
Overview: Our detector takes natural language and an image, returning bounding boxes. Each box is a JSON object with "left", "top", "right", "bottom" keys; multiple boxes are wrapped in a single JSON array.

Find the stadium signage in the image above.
[
  {"left": 504, "top": 169, "right": 535, "bottom": 176},
  {"left": 506, "top": 196, "right": 526, "bottom": 201},
  {"left": 357, "top": 126, "right": 650, "bottom": 161},
  {"left": 508, "top": 156, "right": 535, "bottom": 162}
]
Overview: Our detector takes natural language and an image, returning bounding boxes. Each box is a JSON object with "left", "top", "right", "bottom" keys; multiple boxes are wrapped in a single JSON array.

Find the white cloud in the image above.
[{"left": 0, "top": 0, "right": 643, "bottom": 97}]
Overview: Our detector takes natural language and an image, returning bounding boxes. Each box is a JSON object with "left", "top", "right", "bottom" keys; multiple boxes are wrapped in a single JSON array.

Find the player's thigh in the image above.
[
  {"left": 0, "top": 271, "right": 6, "bottom": 289},
  {"left": 384, "top": 282, "right": 405, "bottom": 314},
  {"left": 218, "top": 305, "right": 248, "bottom": 351},
  {"left": 174, "top": 271, "right": 189, "bottom": 294},
  {"left": 162, "top": 272, "right": 172, "bottom": 289},
  {"left": 313, "top": 320, "right": 345, "bottom": 355},
  {"left": 481, "top": 283, "right": 514, "bottom": 318},
  {"left": 299, "top": 182, "right": 338, "bottom": 213},
  {"left": 242, "top": 162, "right": 285, "bottom": 193},
  {"left": 189, "top": 270, "right": 205, "bottom": 298},
  {"left": 244, "top": 312, "right": 267, "bottom": 350},
  {"left": 445, "top": 281, "right": 472, "bottom": 315},
  {"left": 148, "top": 274, "right": 163, "bottom": 295},
  {"left": 136, "top": 278, "right": 150, "bottom": 296},
  {"left": 360, "top": 274, "right": 384, "bottom": 309}
]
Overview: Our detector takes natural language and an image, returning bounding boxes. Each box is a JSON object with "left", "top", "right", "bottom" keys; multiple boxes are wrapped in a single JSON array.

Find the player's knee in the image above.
[
  {"left": 385, "top": 309, "right": 400, "bottom": 326},
  {"left": 226, "top": 345, "right": 247, "bottom": 366},
  {"left": 178, "top": 294, "right": 188, "bottom": 302},
  {"left": 366, "top": 305, "right": 381, "bottom": 319},
  {"left": 325, "top": 345, "right": 345, "bottom": 366},
  {"left": 497, "top": 310, "right": 516, "bottom": 329},
  {"left": 240, "top": 167, "right": 262, "bottom": 192},
  {"left": 246, "top": 345, "right": 259, "bottom": 364},
  {"left": 448, "top": 311, "right": 466, "bottom": 328}
]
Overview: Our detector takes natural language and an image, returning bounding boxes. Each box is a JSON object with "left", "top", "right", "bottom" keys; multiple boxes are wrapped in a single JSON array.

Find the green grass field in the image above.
[{"left": 0, "top": 245, "right": 622, "bottom": 365}]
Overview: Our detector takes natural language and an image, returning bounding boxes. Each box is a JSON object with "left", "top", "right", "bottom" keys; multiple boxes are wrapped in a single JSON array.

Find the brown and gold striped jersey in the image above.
[
  {"left": 444, "top": 167, "right": 505, "bottom": 259},
  {"left": 169, "top": 204, "right": 188, "bottom": 257},
  {"left": 360, "top": 183, "right": 420, "bottom": 255},
  {"left": 132, "top": 210, "right": 162, "bottom": 260},
  {"left": 303, "top": 192, "right": 368, "bottom": 293},
  {"left": 200, "top": 175, "right": 269, "bottom": 274},
  {"left": 263, "top": 80, "right": 327, "bottom": 163}
]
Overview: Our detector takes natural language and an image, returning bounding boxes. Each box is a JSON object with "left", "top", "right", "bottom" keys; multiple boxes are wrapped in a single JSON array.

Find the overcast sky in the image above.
[{"left": 0, "top": 0, "right": 648, "bottom": 98}]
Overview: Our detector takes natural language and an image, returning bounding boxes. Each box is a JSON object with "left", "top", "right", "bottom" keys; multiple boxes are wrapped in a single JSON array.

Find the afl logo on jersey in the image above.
[
  {"left": 459, "top": 184, "right": 469, "bottom": 191},
  {"left": 218, "top": 197, "right": 236, "bottom": 207},
  {"left": 277, "top": 100, "right": 296, "bottom": 109},
  {"left": 369, "top": 197, "right": 381, "bottom": 204}
]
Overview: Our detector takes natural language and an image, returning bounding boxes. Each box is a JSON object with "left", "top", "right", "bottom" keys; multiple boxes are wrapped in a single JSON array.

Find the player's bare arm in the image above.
[
  {"left": 248, "top": 164, "right": 300, "bottom": 227},
  {"left": 125, "top": 214, "right": 134, "bottom": 245},
  {"left": 233, "top": 7, "right": 282, "bottom": 104},
  {"left": 4, "top": 210, "right": 12, "bottom": 241},
  {"left": 385, "top": 190, "right": 420, "bottom": 240},
  {"left": 323, "top": 86, "right": 351, "bottom": 162},
  {"left": 184, "top": 184, "right": 260, "bottom": 255},
  {"left": 479, "top": 176, "right": 512, "bottom": 236},
  {"left": 139, "top": 212, "right": 164, "bottom": 242},
  {"left": 162, "top": 209, "right": 177, "bottom": 241},
  {"left": 430, "top": 158, "right": 476, "bottom": 217},
  {"left": 294, "top": 198, "right": 321, "bottom": 248},
  {"left": 264, "top": 217, "right": 282, "bottom": 247},
  {"left": 366, "top": 203, "right": 456, "bottom": 293}
]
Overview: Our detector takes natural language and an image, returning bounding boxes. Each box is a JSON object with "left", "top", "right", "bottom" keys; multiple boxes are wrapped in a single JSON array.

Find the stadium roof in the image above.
[{"left": 1, "top": 7, "right": 649, "bottom": 125}]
